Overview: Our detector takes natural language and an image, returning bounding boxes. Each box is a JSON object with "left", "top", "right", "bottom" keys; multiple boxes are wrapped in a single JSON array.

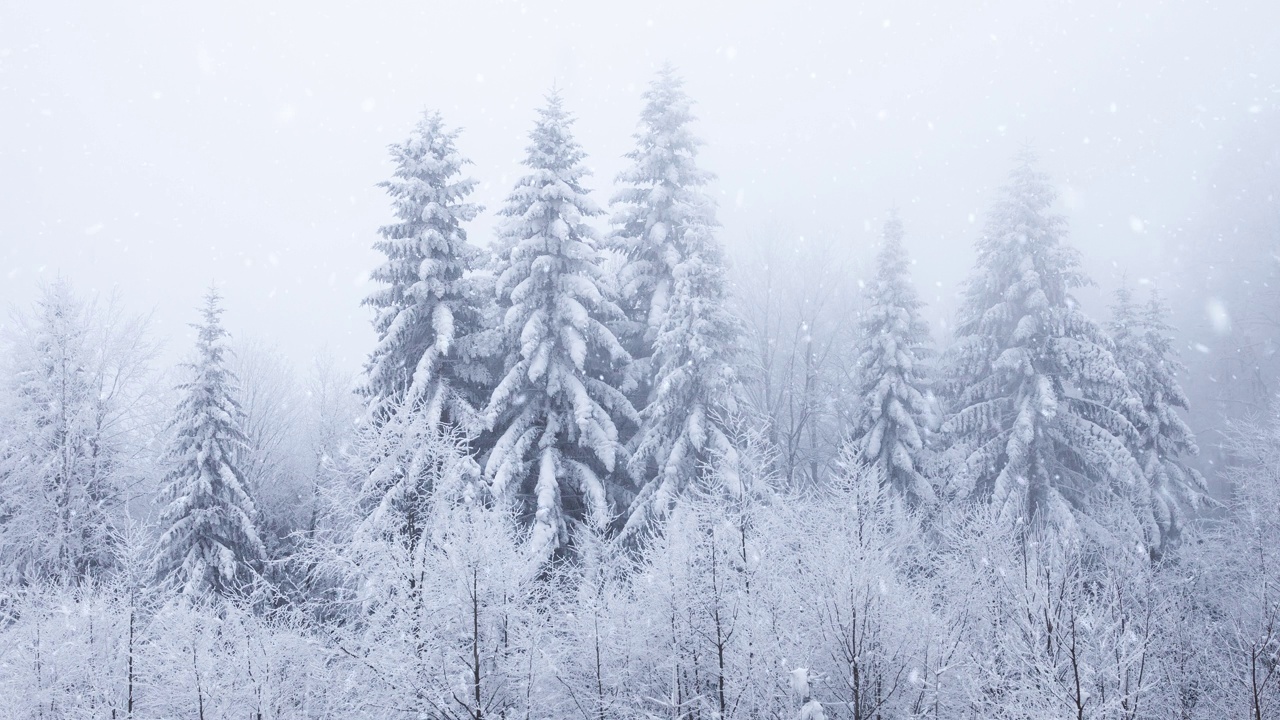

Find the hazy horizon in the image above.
[{"left": 3, "top": 0, "right": 1278, "bottom": 371}]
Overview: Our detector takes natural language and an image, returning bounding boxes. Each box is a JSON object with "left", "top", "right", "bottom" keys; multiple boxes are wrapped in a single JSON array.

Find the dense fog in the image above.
[{"left": 2, "top": 2, "right": 1280, "bottom": 718}]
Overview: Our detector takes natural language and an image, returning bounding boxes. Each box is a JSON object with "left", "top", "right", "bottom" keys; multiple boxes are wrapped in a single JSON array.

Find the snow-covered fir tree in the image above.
[
  {"left": 357, "top": 110, "right": 491, "bottom": 556},
  {"left": 607, "top": 65, "right": 715, "bottom": 394},
  {"left": 846, "top": 212, "right": 936, "bottom": 505},
  {"left": 611, "top": 67, "right": 747, "bottom": 539},
  {"left": 942, "top": 153, "right": 1147, "bottom": 540},
  {"left": 623, "top": 220, "right": 745, "bottom": 538},
  {"left": 484, "top": 91, "right": 635, "bottom": 558},
  {"left": 1109, "top": 283, "right": 1207, "bottom": 546},
  {"left": 154, "top": 289, "right": 264, "bottom": 597},
  {"left": 362, "top": 109, "right": 488, "bottom": 431}
]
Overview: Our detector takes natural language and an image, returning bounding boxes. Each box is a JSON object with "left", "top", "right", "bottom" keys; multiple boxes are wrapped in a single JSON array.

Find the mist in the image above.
[{"left": 4, "top": 1, "right": 1276, "bottom": 367}]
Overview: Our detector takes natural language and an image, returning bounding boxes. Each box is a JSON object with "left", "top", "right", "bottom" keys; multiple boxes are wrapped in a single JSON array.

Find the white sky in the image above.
[{"left": 2, "top": 0, "right": 1277, "bottom": 370}]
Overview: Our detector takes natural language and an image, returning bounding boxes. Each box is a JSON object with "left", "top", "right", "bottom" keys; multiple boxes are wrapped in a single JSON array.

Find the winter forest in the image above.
[{"left": 4, "top": 4, "right": 1280, "bottom": 719}]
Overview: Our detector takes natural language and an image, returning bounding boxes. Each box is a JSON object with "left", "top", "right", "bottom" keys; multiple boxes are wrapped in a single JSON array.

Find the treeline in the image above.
[{"left": 0, "top": 66, "right": 1275, "bottom": 719}]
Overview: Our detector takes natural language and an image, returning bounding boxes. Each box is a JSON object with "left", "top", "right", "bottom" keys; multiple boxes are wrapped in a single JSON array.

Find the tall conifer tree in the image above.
[
  {"left": 362, "top": 109, "right": 487, "bottom": 430},
  {"left": 847, "top": 213, "right": 936, "bottom": 504},
  {"left": 155, "top": 289, "right": 264, "bottom": 596},
  {"left": 611, "top": 67, "right": 747, "bottom": 537},
  {"left": 942, "top": 154, "right": 1147, "bottom": 539},
  {"left": 608, "top": 65, "right": 715, "bottom": 395},
  {"left": 485, "top": 91, "right": 635, "bottom": 558},
  {"left": 1109, "top": 284, "right": 1208, "bottom": 546},
  {"left": 359, "top": 111, "right": 491, "bottom": 553}
]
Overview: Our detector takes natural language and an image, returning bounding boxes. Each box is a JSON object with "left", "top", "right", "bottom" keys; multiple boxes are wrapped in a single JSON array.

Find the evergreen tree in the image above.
[
  {"left": 154, "top": 289, "right": 264, "bottom": 597},
  {"left": 484, "top": 91, "right": 635, "bottom": 559},
  {"left": 608, "top": 65, "right": 715, "bottom": 396},
  {"left": 613, "top": 67, "right": 747, "bottom": 538},
  {"left": 623, "top": 218, "right": 745, "bottom": 538},
  {"left": 942, "top": 153, "right": 1147, "bottom": 540},
  {"left": 846, "top": 213, "right": 936, "bottom": 505},
  {"left": 362, "top": 109, "right": 488, "bottom": 431},
  {"left": 1109, "top": 283, "right": 1208, "bottom": 546},
  {"left": 358, "top": 111, "right": 491, "bottom": 554}
]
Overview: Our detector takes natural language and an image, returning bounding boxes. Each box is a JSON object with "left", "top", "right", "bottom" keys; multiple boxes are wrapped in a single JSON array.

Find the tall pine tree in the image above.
[
  {"left": 358, "top": 110, "right": 490, "bottom": 551},
  {"left": 942, "top": 153, "right": 1147, "bottom": 540},
  {"left": 608, "top": 65, "right": 715, "bottom": 395},
  {"left": 611, "top": 67, "right": 747, "bottom": 538},
  {"left": 847, "top": 213, "right": 936, "bottom": 505},
  {"left": 1109, "top": 283, "right": 1208, "bottom": 546},
  {"left": 484, "top": 91, "right": 635, "bottom": 558},
  {"left": 154, "top": 289, "right": 264, "bottom": 597},
  {"left": 362, "top": 109, "right": 488, "bottom": 430}
]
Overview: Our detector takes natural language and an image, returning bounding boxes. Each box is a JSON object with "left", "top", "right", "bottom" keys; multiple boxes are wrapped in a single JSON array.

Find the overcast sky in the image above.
[{"left": 2, "top": 0, "right": 1277, "bottom": 370}]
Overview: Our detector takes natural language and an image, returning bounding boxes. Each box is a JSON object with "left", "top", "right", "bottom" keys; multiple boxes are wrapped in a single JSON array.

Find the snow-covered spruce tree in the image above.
[
  {"left": 941, "top": 153, "right": 1147, "bottom": 540},
  {"left": 357, "top": 110, "right": 490, "bottom": 563},
  {"left": 484, "top": 91, "right": 635, "bottom": 558},
  {"left": 362, "top": 109, "right": 488, "bottom": 430},
  {"left": 608, "top": 65, "right": 715, "bottom": 394},
  {"left": 611, "top": 67, "right": 747, "bottom": 539},
  {"left": 154, "top": 289, "right": 264, "bottom": 597},
  {"left": 846, "top": 212, "right": 936, "bottom": 505},
  {"left": 1109, "top": 283, "right": 1208, "bottom": 547}
]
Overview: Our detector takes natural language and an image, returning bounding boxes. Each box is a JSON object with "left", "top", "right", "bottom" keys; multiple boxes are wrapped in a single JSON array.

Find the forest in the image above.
[{"left": 1, "top": 65, "right": 1279, "bottom": 720}]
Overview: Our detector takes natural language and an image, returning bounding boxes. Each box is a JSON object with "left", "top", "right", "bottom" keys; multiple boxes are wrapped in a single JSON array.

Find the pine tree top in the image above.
[
  {"left": 175, "top": 287, "right": 243, "bottom": 428},
  {"left": 493, "top": 91, "right": 614, "bottom": 320},
  {"left": 501, "top": 90, "right": 600, "bottom": 218},
  {"left": 613, "top": 66, "right": 713, "bottom": 202},
  {"left": 956, "top": 153, "right": 1089, "bottom": 339},
  {"left": 848, "top": 213, "right": 935, "bottom": 504},
  {"left": 378, "top": 110, "right": 479, "bottom": 221},
  {"left": 862, "top": 211, "right": 929, "bottom": 334},
  {"left": 194, "top": 288, "right": 231, "bottom": 365},
  {"left": 1110, "top": 282, "right": 1197, "bottom": 445},
  {"left": 484, "top": 91, "right": 634, "bottom": 558},
  {"left": 943, "top": 156, "right": 1146, "bottom": 538}
]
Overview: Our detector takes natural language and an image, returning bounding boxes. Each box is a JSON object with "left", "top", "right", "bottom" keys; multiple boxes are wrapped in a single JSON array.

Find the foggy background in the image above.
[{"left": 2, "top": 0, "right": 1277, "bottom": 389}]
